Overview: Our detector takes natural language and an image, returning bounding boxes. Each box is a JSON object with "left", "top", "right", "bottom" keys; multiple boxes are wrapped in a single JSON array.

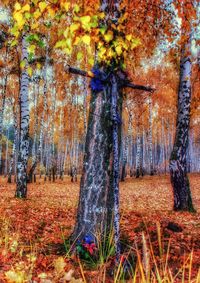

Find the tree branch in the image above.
[
  {"left": 124, "top": 82, "right": 155, "bottom": 92},
  {"left": 65, "top": 65, "right": 94, "bottom": 78},
  {"left": 29, "top": 56, "right": 53, "bottom": 65},
  {"left": 65, "top": 65, "right": 155, "bottom": 92}
]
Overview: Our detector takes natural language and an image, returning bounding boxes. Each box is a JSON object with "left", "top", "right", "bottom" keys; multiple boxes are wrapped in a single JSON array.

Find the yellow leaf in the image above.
[
  {"left": 80, "top": 15, "right": 91, "bottom": 25},
  {"left": 63, "top": 2, "right": 70, "bottom": 12},
  {"left": 107, "top": 48, "right": 115, "bottom": 58},
  {"left": 32, "top": 0, "right": 39, "bottom": 4},
  {"left": 55, "top": 40, "right": 66, "bottom": 49},
  {"left": 63, "top": 47, "right": 71, "bottom": 55},
  {"left": 33, "top": 9, "right": 41, "bottom": 19},
  {"left": 31, "top": 22, "right": 39, "bottom": 30},
  {"left": 98, "top": 12, "right": 105, "bottom": 19},
  {"left": 39, "top": 1, "right": 47, "bottom": 13},
  {"left": 87, "top": 70, "right": 94, "bottom": 77},
  {"left": 122, "top": 41, "right": 128, "bottom": 50},
  {"left": 20, "top": 60, "right": 26, "bottom": 70},
  {"left": 5, "top": 270, "right": 25, "bottom": 283},
  {"left": 54, "top": 257, "right": 66, "bottom": 274},
  {"left": 98, "top": 46, "right": 106, "bottom": 59},
  {"left": 22, "top": 4, "right": 30, "bottom": 12},
  {"left": 88, "top": 58, "right": 94, "bottom": 66},
  {"left": 63, "top": 28, "right": 69, "bottom": 38},
  {"left": 126, "top": 34, "right": 132, "bottom": 41},
  {"left": 48, "top": 7, "right": 55, "bottom": 18},
  {"left": 28, "top": 44, "right": 36, "bottom": 53},
  {"left": 70, "top": 23, "right": 80, "bottom": 33},
  {"left": 73, "top": 4, "right": 80, "bottom": 13},
  {"left": 115, "top": 45, "right": 122, "bottom": 56},
  {"left": 10, "top": 26, "right": 20, "bottom": 38},
  {"left": 131, "top": 38, "right": 141, "bottom": 49},
  {"left": 10, "top": 39, "right": 18, "bottom": 47},
  {"left": 82, "top": 34, "right": 90, "bottom": 45},
  {"left": 104, "top": 30, "right": 114, "bottom": 43},
  {"left": 27, "top": 67, "right": 33, "bottom": 77},
  {"left": 13, "top": 11, "right": 23, "bottom": 23},
  {"left": 36, "top": 63, "right": 42, "bottom": 70},
  {"left": 38, "top": 273, "right": 47, "bottom": 279},
  {"left": 14, "top": 2, "right": 21, "bottom": 11},
  {"left": 73, "top": 36, "right": 80, "bottom": 45},
  {"left": 66, "top": 38, "right": 71, "bottom": 49},
  {"left": 13, "top": 11, "right": 25, "bottom": 29}
]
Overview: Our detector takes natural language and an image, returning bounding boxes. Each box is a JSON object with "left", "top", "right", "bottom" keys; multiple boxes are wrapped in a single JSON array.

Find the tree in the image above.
[
  {"left": 169, "top": 1, "right": 199, "bottom": 211},
  {"left": 15, "top": 34, "right": 30, "bottom": 198},
  {"left": 169, "top": 44, "right": 195, "bottom": 211},
  {"left": 67, "top": 2, "right": 154, "bottom": 259}
]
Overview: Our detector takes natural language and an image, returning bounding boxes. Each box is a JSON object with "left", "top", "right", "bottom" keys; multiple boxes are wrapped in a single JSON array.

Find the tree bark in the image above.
[
  {"left": 15, "top": 35, "right": 30, "bottom": 198},
  {"left": 148, "top": 98, "right": 154, "bottom": 175},
  {"left": 8, "top": 107, "right": 19, "bottom": 183},
  {"left": 71, "top": 73, "right": 122, "bottom": 240},
  {"left": 169, "top": 46, "right": 195, "bottom": 212},
  {"left": 136, "top": 129, "right": 141, "bottom": 178},
  {"left": 121, "top": 108, "right": 132, "bottom": 181}
]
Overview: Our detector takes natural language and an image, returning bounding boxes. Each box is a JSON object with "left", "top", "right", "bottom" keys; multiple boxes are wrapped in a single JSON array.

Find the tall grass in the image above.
[
  {"left": 73, "top": 222, "right": 199, "bottom": 283},
  {"left": 0, "top": 216, "right": 199, "bottom": 282}
]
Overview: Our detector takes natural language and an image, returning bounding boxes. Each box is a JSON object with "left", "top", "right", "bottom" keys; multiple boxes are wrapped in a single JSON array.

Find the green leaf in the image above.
[
  {"left": 38, "top": 40, "right": 45, "bottom": 48},
  {"left": 99, "top": 26, "right": 107, "bottom": 35},
  {"left": 33, "top": 34, "right": 40, "bottom": 41},
  {"left": 10, "top": 40, "right": 18, "bottom": 47},
  {"left": 20, "top": 60, "right": 26, "bottom": 69},
  {"left": 24, "top": 12, "right": 31, "bottom": 19},
  {"left": 26, "top": 34, "right": 35, "bottom": 42},
  {"left": 80, "top": 15, "right": 91, "bottom": 25},
  {"left": 73, "top": 4, "right": 80, "bottom": 13},
  {"left": 28, "top": 52, "right": 34, "bottom": 61},
  {"left": 77, "top": 52, "right": 83, "bottom": 60}
]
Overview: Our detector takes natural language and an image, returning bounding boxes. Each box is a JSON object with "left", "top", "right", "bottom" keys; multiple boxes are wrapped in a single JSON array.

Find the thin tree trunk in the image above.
[
  {"left": 0, "top": 74, "right": 8, "bottom": 174},
  {"left": 121, "top": 109, "right": 132, "bottom": 181},
  {"left": 136, "top": 128, "right": 141, "bottom": 178},
  {"left": 8, "top": 106, "right": 19, "bottom": 183},
  {"left": 4, "top": 128, "right": 9, "bottom": 177},
  {"left": 15, "top": 35, "right": 30, "bottom": 198},
  {"left": 149, "top": 97, "right": 154, "bottom": 175},
  {"left": 29, "top": 41, "right": 49, "bottom": 181}
]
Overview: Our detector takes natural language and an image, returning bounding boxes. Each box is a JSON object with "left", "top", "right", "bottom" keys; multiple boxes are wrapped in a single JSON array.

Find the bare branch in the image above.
[
  {"left": 65, "top": 65, "right": 155, "bottom": 92},
  {"left": 124, "top": 82, "right": 155, "bottom": 92},
  {"left": 65, "top": 65, "right": 94, "bottom": 78}
]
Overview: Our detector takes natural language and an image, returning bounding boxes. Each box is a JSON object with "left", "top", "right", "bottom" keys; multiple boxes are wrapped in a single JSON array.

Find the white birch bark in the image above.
[{"left": 16, "top": 35, "right": 30, "bottom": 198}]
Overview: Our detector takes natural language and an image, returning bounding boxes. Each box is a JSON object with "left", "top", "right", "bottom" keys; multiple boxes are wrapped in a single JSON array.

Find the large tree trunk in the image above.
[
  {"left": 71, "top": 74, "right": 122, "bottom": 240},
  {"left": 169, "top": 46, "right": 195, "bottom": 212},
  {"left": 15, "top": 35, "right": 30, "bottom": 198}
]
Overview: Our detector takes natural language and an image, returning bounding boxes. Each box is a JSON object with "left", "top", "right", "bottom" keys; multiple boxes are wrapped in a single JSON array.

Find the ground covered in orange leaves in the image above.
[{"left": 0, "top": 174, "right": 199, "bottom": 282}]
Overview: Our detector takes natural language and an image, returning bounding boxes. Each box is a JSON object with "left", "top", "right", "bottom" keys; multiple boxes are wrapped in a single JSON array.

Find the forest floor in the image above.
[{"left": 0, "top": 174, "right": 199, "bottom": 282}]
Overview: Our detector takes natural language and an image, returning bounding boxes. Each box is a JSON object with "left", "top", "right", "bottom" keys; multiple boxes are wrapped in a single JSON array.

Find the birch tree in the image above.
[{"left": 15, "top": 35, "right": 30, "bottom": 198}]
